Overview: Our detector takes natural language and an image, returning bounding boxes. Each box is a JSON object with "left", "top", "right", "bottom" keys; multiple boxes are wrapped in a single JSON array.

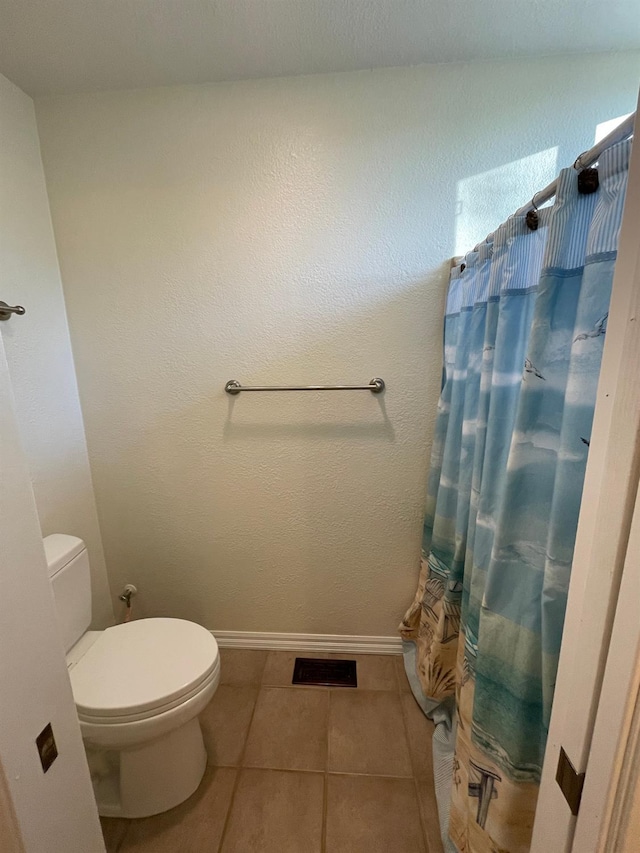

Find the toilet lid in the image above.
[{"left": 70, "top": 618, "right": 219, "bottom": 719}]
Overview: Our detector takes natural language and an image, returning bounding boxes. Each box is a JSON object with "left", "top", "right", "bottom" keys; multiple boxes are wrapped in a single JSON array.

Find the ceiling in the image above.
[{"left": 1, "top": 0, "right": 639, "bottom": 97}]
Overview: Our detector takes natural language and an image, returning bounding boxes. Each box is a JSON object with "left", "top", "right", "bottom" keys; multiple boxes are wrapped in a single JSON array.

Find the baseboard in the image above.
[{"left": 211, "top": 630, "right": 402, "bottom": 655}]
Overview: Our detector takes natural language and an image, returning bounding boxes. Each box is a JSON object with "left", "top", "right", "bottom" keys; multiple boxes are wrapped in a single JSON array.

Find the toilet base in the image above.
[{"left": 89, "top": 717, "right": 207, "bottom": 818}]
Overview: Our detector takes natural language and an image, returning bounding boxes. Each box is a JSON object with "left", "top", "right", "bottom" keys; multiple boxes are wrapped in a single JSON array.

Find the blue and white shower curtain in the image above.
[{"left": 400, "top": 138, "right": 631, "bottom": 852}]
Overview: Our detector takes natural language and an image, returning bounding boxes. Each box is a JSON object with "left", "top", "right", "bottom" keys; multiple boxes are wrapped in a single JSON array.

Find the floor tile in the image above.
[
  {"left": 200, "top": 685, "right": 258, "bottom": 766},
  {"left": 100, "top": 817, "right": 129, "bottom": 853},
  {"left": 243, "top": 687, "right": 328, "bottom": 771},
  {"left": 119, "top": 766, "right": 236, "bottom": 852},
  {"left": 328, "top": 690, "right": 413, "bottom": 776},
  {"left": 400, "top": 693, "right": 436, "bottom": 780},
  {"left": 416, "top": 779, "right": 445, "bottom": 853},
  {"left": 221, "top": 768, "right": 323, "bottom": 853},
  {"left": 325, "top": 774, "right": 426, "bottom": 853},
  {"left": 262, "top": 651, "right": 332, "bottom": 688},
  {"left": 331, "top": 653, "right": 398, "bottom": 691},
  {"left": 395, "top": 654, "right": 413, "bottom": 692},
  {"left": 219, "top": 648, "right": 268, "bottom": 685}
]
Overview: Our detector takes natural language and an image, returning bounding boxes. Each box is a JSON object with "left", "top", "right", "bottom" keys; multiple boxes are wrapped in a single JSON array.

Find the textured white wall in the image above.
[
  {"left": 35, "top": 53, "right": 640, "bottom": 636},
  {"left": 0, "top": 72, "right": 113, "bottom": 628}
]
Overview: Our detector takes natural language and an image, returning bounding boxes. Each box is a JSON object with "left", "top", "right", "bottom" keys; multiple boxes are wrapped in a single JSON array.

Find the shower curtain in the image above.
[{"left": 400, "top": 138, "right": 631, "bottom": 853}]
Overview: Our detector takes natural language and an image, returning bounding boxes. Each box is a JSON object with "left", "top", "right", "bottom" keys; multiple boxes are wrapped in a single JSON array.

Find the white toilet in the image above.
[{"left": 44, "top": 534, "right": 220, "bottom": 818}]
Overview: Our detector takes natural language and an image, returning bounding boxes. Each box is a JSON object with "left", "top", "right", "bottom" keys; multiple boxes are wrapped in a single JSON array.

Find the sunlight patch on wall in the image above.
[
  {"left": 594, "top": 114, "right": 632, "bottom": 144},
  {"left": 454, "top": 147, "right": 558, "bottom": 256}
]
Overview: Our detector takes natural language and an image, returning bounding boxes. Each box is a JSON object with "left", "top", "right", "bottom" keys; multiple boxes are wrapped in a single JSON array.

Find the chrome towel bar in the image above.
[
  {"left": 225, "top": 378, "right": 385, "bottom": 395},
  {"left": 0, "top": 301, "right": 26, "bottom": 321}
]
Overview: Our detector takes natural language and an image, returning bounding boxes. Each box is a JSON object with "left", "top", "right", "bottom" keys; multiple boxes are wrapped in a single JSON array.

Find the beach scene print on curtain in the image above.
[{"left": 401, "top": 138, "right": 631, "bottom": 853}]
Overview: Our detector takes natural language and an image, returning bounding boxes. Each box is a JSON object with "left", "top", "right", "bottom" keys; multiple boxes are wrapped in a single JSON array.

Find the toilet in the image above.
[{"left": 43, "top": 534, "right": 220, "bottom": 818}]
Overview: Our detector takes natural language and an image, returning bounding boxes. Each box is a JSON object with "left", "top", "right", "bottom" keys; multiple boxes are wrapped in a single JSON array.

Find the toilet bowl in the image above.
[{"left": 44, "top": 534, "right": 220, "bottom": 818}]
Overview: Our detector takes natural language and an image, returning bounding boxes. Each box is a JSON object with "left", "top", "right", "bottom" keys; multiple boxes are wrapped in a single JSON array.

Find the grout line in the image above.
[
  {"left": 257, "top": 650, "right": 268, "bottom": 682},
  {"left": 325, "top": 769, "right": 416, "bottom": 780},
  {"left": 220, "top": 764, "right": 416, "bottom": 780},
  {"left": 215, "top": 767, "right": 243, "bottom": 851},
  {"left": 394, "top": 654, "right": 404, "bottom": 694},
  {"left": 215, "top": 677, "right": 263, "bottom": 852},
  {"left": 212, "top": 765, "right": 419, "bottom": 781},
  {"left": 259, "top": 680, "right": 400, "bottom": 694},
  {"left": 262, "top": 683, "right": 401, "bottom": 694},
  {"left": 241, "top": 762, "right": 330, "bottom": 774},
  {"left": 321, "top": 771, "right": 328, "bottom": 853},
  {"left": 321, "top": 689, "right": 330, "bottom": 853},
  {"left": 111, "top": 819, "right": 129, "bottom": 853},
  {"left": 217, "top": 651, "right": 328, "bottom": 851},
  {"left": 326, "top": 689, "right": 332, "bottom": 774},
  {"left": 413, "top": 774, "right": 432, "bottom": 853},
  {"left": 397, "top": 688, "right": 432, "bottom": 853},
  {"left": 225, "top": 766, "right": 326, "bottom": 777}
]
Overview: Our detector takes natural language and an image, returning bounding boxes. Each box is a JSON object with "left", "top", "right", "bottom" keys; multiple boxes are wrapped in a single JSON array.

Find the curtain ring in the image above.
[
  {"left": 575, "top": 150, "right": 600, "bottom": 194},
  {"left": 526, "top": 194, "right": 540, "bottom": 231}
]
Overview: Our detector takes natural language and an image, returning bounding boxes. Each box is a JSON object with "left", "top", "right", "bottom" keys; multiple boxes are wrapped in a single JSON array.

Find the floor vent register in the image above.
[{"left": 292, "top": 657, "right": 357, "bottom": 687}]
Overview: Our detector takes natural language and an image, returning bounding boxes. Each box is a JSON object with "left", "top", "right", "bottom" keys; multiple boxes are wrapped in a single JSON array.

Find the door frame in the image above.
[
  {"left": 531, "top": 99, "right": 640, "bottom": 851},
  {"left": 0, "top": 759, "right": 25, "bottom": 853},
  {"left": 573, "top": 475, "right": 640, "bottom": 850},
  {"left": 0, "top": 334, "right": 105, "bottom": 852}
]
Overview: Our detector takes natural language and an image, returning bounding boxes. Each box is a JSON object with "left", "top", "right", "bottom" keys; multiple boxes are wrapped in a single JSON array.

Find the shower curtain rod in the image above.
[{"left": 474, "top": 111, "right": 636, "bottom": 252}]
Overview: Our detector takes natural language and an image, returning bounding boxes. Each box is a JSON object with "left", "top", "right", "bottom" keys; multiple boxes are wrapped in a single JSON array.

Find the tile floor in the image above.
[{"left": 101, "top": 649, "right": 444, "bottom": 852}]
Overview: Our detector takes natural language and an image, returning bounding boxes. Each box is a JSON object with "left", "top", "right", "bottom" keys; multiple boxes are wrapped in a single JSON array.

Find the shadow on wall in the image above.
[{"left": 223, "top": 394, "right": 396, "bottom": 441}]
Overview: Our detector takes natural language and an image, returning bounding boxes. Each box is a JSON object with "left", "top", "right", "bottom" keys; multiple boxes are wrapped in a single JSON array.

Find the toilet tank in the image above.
[{"left": 43, "top": 534, "right": 92, "bottom": 653}]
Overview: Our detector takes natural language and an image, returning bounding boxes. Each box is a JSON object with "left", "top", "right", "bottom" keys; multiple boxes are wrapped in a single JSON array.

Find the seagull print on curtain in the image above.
[{"left": 400, "top": 138, "right": 631, "bottom": 853}]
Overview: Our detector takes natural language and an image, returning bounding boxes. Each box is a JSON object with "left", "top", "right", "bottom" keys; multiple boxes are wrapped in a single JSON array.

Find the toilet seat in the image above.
[
  {"left": 69, "top": 617, "right": 219, "bottom": 723},
  {"left": 77, "top": 660, "right": 220, "bottom": 725}
]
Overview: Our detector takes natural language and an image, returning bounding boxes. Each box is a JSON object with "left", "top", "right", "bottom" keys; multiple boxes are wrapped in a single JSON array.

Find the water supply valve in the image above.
[{"left": 119, "top": 583, "right": 138, "bottom": 606}]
